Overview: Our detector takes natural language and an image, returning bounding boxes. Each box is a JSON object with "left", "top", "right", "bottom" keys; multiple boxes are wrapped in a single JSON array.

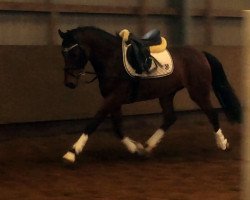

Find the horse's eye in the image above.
[{"left": 70, "top": 52, "right": 78, "bottom": 59}]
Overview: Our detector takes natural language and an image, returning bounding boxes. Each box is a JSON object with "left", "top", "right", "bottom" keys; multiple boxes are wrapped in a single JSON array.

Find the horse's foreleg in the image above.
[
  {"left": 111, "top": 107, "right": 145, "bottom": 154},
  {"left": 62, "top": 111, "right": 107, "bottom": 164},
  {"left": 145, "top": 94, "right": 176, "bottom": 153},
  {"left": 63, "top": 134, "right": 89, "bottom": 164},
  {"left": 63, "top": 93, "right": 125, "bottom": 164}
]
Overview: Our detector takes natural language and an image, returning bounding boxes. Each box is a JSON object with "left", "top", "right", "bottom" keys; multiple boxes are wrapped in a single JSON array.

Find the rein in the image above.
[
  {"left": 62, "top": 39, "right": 139, "bottom": 100},
  {"left": 83, "top": 71, "right": 98, "bottom": 83},
  {"left": 65, "top": 68, "right": 97, "bottom": 84},
  {"left": 62, "top": 43, "right": 134, "bottom": 84}
]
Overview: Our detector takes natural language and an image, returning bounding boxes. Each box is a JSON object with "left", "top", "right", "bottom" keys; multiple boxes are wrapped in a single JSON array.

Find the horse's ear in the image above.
[{"left": 58, "top": 29, "right": 65, "bottom": 39}]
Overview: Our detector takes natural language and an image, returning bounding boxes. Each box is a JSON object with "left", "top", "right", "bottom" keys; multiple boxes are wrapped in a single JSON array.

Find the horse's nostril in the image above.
[{"left": 65, "top": 82, "right": 76, "bottom": 89}]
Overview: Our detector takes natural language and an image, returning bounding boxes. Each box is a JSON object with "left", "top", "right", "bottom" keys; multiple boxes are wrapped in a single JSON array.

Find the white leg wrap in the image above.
[
  {"left": 73, "top": 133, "right": 89, "bottom": 155},
  {"left": 62, "top": 133, "right": 88, "bottom": 163},
  {"left": 215, "top": 129, "right": 229, "bottom": 150},
  {"left": 146, "top": 129, "right": 165, "bottom": 152},
  {"left": 122, "top": 137, "right": 139, "bottom": 153}
]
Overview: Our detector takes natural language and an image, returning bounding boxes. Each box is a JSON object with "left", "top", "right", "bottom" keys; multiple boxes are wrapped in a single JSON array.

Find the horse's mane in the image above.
[{"left": 66, "top": 26, "right": 119, "bottom": 42}]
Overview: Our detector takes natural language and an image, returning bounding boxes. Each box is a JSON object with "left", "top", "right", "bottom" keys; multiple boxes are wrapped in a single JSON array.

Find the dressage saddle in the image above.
[{"left": 120, "top": 29, "right": 166, "bottom": 74}]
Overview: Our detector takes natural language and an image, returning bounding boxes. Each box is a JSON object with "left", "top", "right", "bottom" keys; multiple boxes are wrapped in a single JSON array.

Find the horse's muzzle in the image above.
[
  {"left": 65, "top": 82, "right": 77, "bottom": 89},
  {"left": 64, "top": 73, "right": 78, "bottom": 89}
]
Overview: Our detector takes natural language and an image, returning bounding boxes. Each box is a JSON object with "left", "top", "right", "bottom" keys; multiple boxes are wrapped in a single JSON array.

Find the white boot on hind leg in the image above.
[{"left": 214, "top": 129, "right": 229, "bottom": 150}]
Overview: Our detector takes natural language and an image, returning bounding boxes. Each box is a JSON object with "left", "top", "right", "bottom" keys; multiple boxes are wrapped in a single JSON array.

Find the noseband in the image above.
[
  {"left": 64, "top": 67, "right": 85, "bottom": 78},
  {"left": 63, "top": 43, "right": 79, "bottom": 53}
]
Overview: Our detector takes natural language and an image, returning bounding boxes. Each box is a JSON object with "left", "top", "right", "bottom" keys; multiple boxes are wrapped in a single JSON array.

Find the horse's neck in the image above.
[
  {"left": 85, "top": 31, "right": 121, "bottom": 76},
  {"left": 88, "top": 32, "right": 119, "bottom": 53}
]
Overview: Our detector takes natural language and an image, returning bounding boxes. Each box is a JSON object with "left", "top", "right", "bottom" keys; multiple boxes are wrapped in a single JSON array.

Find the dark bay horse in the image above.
[{"left": 58, "top": 26, "right": 241, "bottom": 164}]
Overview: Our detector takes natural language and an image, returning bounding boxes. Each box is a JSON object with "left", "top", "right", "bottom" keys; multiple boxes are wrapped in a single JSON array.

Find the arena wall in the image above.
[
  {"left": 0, "top": 0, "right": 245, "bottom": 123},
  {"left": 0, "top": 45, "right": 242, "bottom": 124},
  {"left": 0, "top": 0, "right": 245, "bottom": 45},
  {"left": 242, "top": 10, "right": 250, "bottom": 200}
]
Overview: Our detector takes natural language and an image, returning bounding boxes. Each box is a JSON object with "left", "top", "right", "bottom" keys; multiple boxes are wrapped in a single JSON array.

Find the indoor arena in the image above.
[{"left": 0, "top": 1, "right": 249, "bottom": 199}]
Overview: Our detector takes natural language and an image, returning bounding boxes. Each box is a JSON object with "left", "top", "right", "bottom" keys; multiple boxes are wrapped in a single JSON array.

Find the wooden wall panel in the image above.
[{"left": 0, "top": 46, "right": 242, "bottom": 124}]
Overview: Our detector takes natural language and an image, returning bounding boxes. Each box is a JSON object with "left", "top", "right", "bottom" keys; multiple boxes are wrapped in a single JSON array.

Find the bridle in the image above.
[
  {"left": 63, "top": 43, "right": 79, "bottom": 53},
  {"left": 64, "top": 67, "right": 85, "bottom": 78},
  {"left": 63, "top": 43, "right": 85, "bottom": 78},
  {"left": 63, "top": 43, "right": 97, "bottom": 82}
]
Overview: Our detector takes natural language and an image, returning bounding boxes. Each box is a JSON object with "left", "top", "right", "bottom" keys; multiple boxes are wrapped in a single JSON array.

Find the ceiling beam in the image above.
[{"left": 0, "top": 2, "right": 242, "bottom": 18}]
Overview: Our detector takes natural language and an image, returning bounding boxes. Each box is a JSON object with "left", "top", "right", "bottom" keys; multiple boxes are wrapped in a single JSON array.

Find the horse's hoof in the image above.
[
  {"left": 134, "top": 142, "right": 147, "bottom": 156},
  {"left": 136, "top": 147, "right": 147, "bottom": 156},
  {"left": 145, "top": 144, "right": 153, "bottom": 153},
  {"left": 62, "top": 151, "right": 76, "bottom": 165},
  {"left": 136, "top": 144, "right": 151, "bottom": 157},
  {"left": 225, "top": 142, "right": 231, "bottom": 151}
]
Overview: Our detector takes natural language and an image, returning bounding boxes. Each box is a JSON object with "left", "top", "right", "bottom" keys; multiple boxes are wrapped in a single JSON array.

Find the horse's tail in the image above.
[{"left": 203, "top": 51, "right": 242, "bottom": 123}]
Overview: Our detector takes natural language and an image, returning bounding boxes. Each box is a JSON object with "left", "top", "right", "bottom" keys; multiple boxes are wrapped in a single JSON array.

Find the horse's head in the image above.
[{"left": 58, "top": 29, "right": 89, "bottom": 89}]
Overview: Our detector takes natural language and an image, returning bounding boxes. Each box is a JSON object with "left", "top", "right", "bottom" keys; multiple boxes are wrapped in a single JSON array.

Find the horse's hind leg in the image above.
[
  {"left": 145, "top": 94, "right": 177, "bottom": 153},
  {"left": 187, "top": 88, "right": 229, "bottom": 150}
]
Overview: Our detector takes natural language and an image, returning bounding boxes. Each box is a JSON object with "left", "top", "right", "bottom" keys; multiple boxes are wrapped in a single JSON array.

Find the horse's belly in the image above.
[{"left": 129, "top": 77, "right": 183, "bottom": 102}]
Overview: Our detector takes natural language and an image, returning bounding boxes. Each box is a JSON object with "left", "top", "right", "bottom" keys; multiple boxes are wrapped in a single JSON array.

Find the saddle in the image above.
[{"left": 119, "top": 29, "right": 167, "bottom": 74}]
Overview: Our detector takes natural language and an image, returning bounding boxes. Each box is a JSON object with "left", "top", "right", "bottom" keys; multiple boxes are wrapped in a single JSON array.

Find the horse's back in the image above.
[{"left": 168, "top": 46, "right": 212, "bottom": 89}]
